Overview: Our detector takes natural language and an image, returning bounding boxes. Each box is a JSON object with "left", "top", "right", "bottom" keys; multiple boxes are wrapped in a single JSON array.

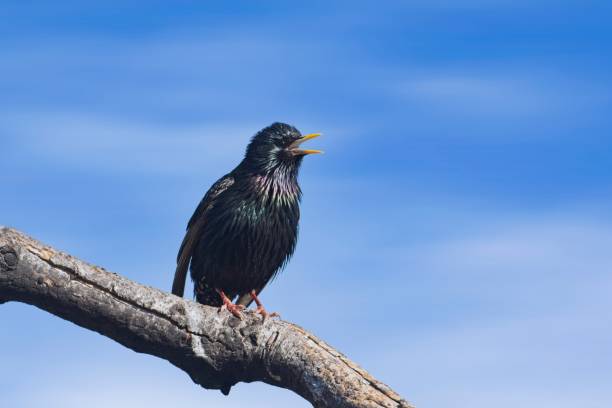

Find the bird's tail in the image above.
[
  {"left": 172, "top": 235, "right": 192, "bottom": 296},
  {"left": 171, "top": 262, "right": 188, "bottom": 297},
  {"left": 173, "top": 222, "right": 202, "bottom": 297}
]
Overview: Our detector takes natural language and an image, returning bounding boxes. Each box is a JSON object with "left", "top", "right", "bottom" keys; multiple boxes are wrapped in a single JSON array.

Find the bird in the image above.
[{"left": 171, "top": 122, "right": 322, "bottom": 318}]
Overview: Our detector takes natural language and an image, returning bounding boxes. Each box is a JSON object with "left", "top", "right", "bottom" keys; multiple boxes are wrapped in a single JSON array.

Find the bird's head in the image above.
[{"left": 244, "top": 122, "right": 322, "bottom": 175}]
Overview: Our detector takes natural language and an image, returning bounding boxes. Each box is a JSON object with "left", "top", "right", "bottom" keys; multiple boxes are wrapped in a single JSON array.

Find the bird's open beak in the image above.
[{"left": 288, "top": 133, "right": 323, "bottom": 155}]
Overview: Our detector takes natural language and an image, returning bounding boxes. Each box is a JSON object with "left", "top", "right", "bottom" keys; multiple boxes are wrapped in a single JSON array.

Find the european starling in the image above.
[{"left": 171, "top": 123, "right": 322, "bottom": 318}]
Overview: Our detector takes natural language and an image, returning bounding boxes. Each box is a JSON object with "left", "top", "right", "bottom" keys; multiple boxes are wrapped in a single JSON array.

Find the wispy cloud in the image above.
[
  {"left": 399, "top": 74, "right": 560, "bottom": 117},
  {"left": 4, "top": 349, "right": 308, "bottom": 408},
  {"left": 341, "top": 211, "right": 612, "bottom": 408},
  {"left": 2, "top": 112, "right": 256, "bottom": 175},
  {"left": 0, "top": 111, "right": 348, "bottom": 178}
]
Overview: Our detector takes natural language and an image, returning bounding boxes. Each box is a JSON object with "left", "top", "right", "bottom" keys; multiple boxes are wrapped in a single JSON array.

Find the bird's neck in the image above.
[{"left": 249, "top": 166, "right": 301, "bottom": 205}]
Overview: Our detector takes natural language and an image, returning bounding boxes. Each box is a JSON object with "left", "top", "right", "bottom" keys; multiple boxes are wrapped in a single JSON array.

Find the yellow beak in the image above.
[{"left": 289, "top": 133, "right": 323, "bottom": 155}]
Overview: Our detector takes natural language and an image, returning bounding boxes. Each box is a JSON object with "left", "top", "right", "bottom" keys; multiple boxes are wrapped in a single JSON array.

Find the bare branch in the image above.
[{"left": 0, "top": 227, "right": 413, "bottom": 408}]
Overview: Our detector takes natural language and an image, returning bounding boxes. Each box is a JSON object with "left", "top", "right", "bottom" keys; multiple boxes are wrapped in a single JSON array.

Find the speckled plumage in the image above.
[{"left": 172, "top": 123, "right": 315, "bottom": 308}]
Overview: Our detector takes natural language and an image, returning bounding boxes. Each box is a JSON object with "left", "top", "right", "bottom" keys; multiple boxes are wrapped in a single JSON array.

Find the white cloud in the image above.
[
  {"left": 2, "top": 112, "right": 254, "bottom": 175},
  {"left": 418, "top": 215, "right": 612, "bottom": 289},
  {"left": 7, "top": 357, "right": 308, "bottom": 408},
  {"left": 0, "top": 109, "right": 350, "bottom": 177},
  {"left": 400, "top": 75, "right": 558, "bottom": 117},
  {"left": 362, "top": 213, "right": 612, "bottom": 408}
]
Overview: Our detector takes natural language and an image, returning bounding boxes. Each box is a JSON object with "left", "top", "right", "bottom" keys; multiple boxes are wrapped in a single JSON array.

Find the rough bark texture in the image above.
[{"left": 0, "top": 227, "right": 413, "bottom": 408}]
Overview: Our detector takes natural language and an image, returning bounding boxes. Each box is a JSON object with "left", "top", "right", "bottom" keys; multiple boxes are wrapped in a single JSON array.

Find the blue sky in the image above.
[{"left": 1, "top": 1, "right": 612, "bottom": 407}]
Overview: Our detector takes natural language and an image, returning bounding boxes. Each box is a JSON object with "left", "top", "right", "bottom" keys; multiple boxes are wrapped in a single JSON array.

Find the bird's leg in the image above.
[
  {"left": 250, "top": 290, "right": 279, "bottom": 319},
  {"left": 216, "top": 289, "right": 244, "bottom": 319}
]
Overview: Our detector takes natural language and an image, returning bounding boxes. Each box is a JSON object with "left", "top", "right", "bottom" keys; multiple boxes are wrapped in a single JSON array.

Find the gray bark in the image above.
[{"left": 0, "top": 227, "right": 413, "bottom": 408}]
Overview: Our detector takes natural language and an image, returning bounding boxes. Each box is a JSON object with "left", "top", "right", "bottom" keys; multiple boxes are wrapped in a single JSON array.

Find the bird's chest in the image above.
[
  {"left": 228, "top": 178, "right": 299, "bottom": 256},
  {"left": 195, "top": 176, "right": 300, "bottom": 289},
  {"left": 233, "top": 194, "right": 299, "bottom": 242}
]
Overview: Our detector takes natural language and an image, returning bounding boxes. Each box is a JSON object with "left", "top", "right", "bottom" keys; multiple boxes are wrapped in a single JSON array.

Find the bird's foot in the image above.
[
  {"left": 222, "top": 303, "right": 245, "bottom": 319},
  {"left": 216, "top": 289, "right": 244, "bottom": 319},
  {"left": 255, "top": 305, "right": 279, "bottom": 320},
  {"left": 250, "top": 290, "right": 280, "bottom": 320}
]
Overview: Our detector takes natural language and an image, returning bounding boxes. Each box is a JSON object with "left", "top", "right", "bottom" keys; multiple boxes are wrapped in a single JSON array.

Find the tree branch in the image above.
[{"left": 0, "top": 227, "right": 413, "bottom": 408}]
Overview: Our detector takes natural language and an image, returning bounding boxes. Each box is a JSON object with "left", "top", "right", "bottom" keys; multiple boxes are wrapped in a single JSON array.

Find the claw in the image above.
[
  {"left": 216, "top": 289, "right": 243, "bottom": 319},
  {"left": 250, "top": 290, "right": 279, "bottom": 320},
  {"left": 226, "top": 303, "right": 244, "bottom": 319},
  {"left": 256, "top": 305, "right": 279, "bottom": 320}
]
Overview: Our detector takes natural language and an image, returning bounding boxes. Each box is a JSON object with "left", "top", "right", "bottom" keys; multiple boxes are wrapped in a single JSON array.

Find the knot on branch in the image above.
[{"left": 0, "top": 245, "right": 18, "bottom": 272}]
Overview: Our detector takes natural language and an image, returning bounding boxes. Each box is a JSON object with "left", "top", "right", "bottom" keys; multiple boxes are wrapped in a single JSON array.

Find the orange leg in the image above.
[
  {"left": 216, "top": 289, "right": 244, "bottom": 319},
  {"left": 250, "top": 290, "right": 279, "bottom": 319}
]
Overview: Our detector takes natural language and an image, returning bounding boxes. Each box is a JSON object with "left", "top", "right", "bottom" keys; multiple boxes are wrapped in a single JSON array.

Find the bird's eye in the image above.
[{"left": 275, "top": 137, "right": 290, "bottom": 148}]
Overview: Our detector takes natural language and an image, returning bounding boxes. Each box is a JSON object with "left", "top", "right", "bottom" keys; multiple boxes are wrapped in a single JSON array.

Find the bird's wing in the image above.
[{"left": 171, "top": 174, "right": 235, "bottom": 297}]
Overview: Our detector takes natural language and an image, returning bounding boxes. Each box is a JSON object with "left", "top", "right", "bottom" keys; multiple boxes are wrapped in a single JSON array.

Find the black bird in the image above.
[{"left": 172, "top": 123, "right": 322, "bottom": 317}]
